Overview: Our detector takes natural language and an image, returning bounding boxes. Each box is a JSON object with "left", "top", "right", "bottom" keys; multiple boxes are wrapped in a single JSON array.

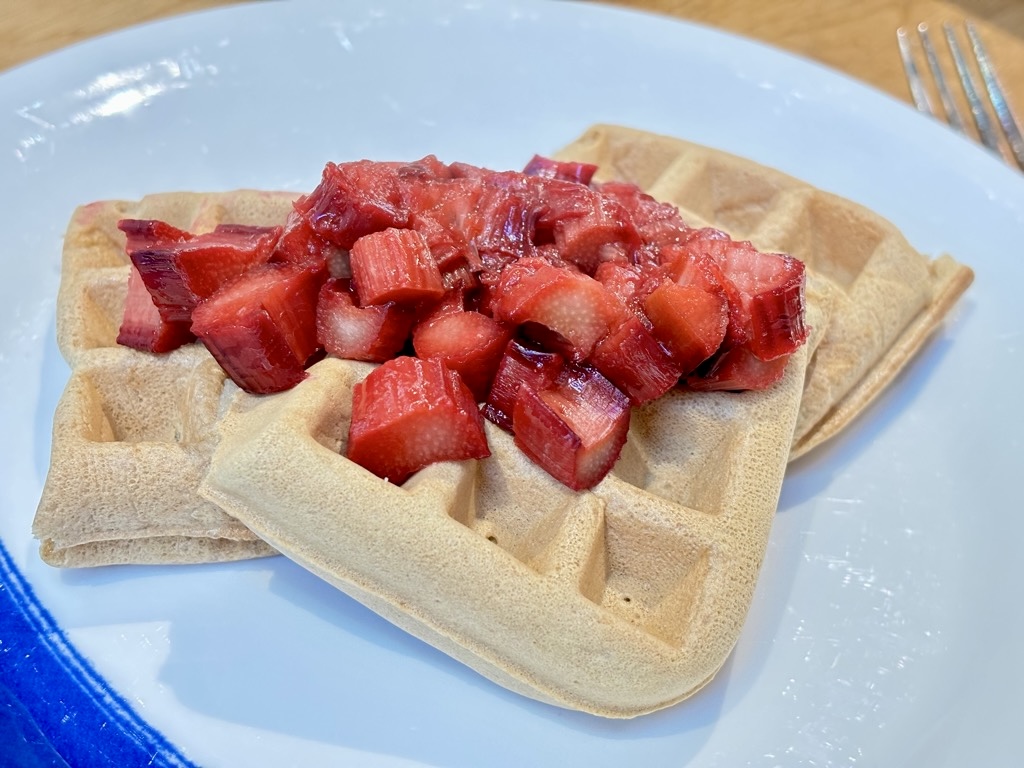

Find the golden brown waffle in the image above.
[
  {"left": 33, "top": 191, "right": 298, "bottom": 566},
  {"left": 200, "top": 325, "right": 820, "bottom": 717}
]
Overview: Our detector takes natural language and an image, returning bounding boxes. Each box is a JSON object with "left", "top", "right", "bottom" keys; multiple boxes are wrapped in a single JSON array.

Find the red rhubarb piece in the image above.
[
  {"left": 590, "top": 314, "right": 683, "bottom": 405},
  {"left": 463, "top": 176, "right": 542, "bottom": 261},
  {"left": 491, "top": 257, "right": 622, "bottom": 361},
  {"left": 593, "top": 261, "right": 667, "bottom": 318},
  {"left": 643, "top": 280, "right": 729, "bottom": 374},
  {"left": 596, "top": 180, "right": 691, "bottom": 247},
  {"left": 687, "top": 345, "right": 791, "bottom": 392},
  {"left": 316, "top": 278, "right": 414, "bottom": 362},
  {"left": 347, "top": 356, "right": 491, "bottom": 485},
  {"left": 482, "top": 339, "right": 565, "bottom": 432},
  {"left": 552, "top": 195, "right": 641, "bottom": 273},
  {"left": 522, "top": 155, "right": 598, "bottom": 185},
  {"left": 271, "top": 208, "right": 340, "bottom": 271},
  {"left": 661, "top": 238, "right": 749, "bottom": 349},
  {"left": 191, "top": 262, "right": 325, "bottom": 394},
  {"left": 412, "top": 309, "right": 514, "bottom": 401},
  {"left": 296, "top": 160, "right": 411, "bottom": 250},
  {"left": 349, "top": 228, "right": 446, "bottom": 306},
  {"left": 511, "top": 363, "right": 631, "bottom": 491},
  {"left": 116, "top": 264, "right": 195, "bottom": 353},
  {"left": 711, "top": 240, "right": 808, "bottom": 361},
  {"left": 118, "top": 219, "right": 192, "bottom": 253},
  {"left": 120, "top": 219, "right": 281, "bottom": 323},
  {"left": 530, "top": 177, "right": 604, "bottom": 247},
  {"left": 408, "top": 176, "right": 485, "bottom": 280}
]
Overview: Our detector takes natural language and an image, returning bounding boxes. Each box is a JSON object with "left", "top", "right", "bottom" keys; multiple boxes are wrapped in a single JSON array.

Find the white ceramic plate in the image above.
[{"left": 1, "top": 1, "right": 1021, "bottom": 765}]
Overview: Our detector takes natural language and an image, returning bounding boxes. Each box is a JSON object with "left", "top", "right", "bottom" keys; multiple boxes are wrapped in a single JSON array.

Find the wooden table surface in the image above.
[{"left": 4, "top": 0, "right": 1023, "bottom": 149}]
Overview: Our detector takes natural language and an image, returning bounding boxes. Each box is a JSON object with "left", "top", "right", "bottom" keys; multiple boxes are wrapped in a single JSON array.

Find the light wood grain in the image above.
[
  {"left": 3, "top": 0, "right": 1022, "bottom": 151},
  {"left": 1, "top": 0, "right": 247, "bottom": 72},
  {"left": 604, "top": 0, "right": 1024, "bottom": 107}
]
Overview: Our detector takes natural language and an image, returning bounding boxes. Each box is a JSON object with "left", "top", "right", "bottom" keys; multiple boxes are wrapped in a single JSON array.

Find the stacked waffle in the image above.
[
  {"left": 35, "top": 191, "right": 296, "bottom": 566},
  {"left": 33, "top": 125, "right": 973, "bottom": 716}
]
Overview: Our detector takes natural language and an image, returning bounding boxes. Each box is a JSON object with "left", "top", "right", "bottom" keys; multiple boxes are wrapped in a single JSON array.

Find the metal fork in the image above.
[{"left": 897, "top": 21, "right": 1024, "bottom": 172}]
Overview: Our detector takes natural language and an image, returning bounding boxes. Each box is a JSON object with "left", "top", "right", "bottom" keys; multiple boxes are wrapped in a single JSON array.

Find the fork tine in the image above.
[
  {"left": 965, "top": 21, "right": 1024, "bottom": 171},
  {"left": 942, "top": 22, "right": 1004, "bottom": 157},
  {"left": 898, "top": 20, "right": 1021, "bottom": 171},
  {"left": 917, "top": 24, "right": 968, "bottom": 134},
  {"left": 897, "top": 26, "right": 935, "bottom": 115}
]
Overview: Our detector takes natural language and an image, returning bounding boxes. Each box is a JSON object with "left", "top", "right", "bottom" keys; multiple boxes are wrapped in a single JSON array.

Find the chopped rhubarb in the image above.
[
  {"left": 412, "top": 309, "right": 513, "bottom": 401},
  {"left": 590, "top": 315, "right": 682, "bottom": 405},
  {"left": 660, "top": 240, "right": 749, "bottom": 349},
  {"left": 483, "top": 339, "right": 565, "bottom": 431},
  {"left": 395, "top": 154, "right": 457, "bottom": 183},
  {"left": 271, "top": 208, "right": 342, "bottom": 272},
  {"left": 191, "top": 262, "right": 325, "bottom": 394},
  {"left": 552, "top": 196, "right": 641, "bottom": 273},
  {"left": 463, "top": 177, "right": 542, "bottom": 260},
  {"left": 661, "top": 241, "right": 727, "bottom": 294},
  {"left": 593, "top": 261, "right": 667, "bottom": 318},
  {"left": 118, "top": 219, "right": 192, "bottom": 254},
  {"left": 643, "top": 280, "right": 729, "bottom": 374},
  {"left": 347, "top": 356, "right": 490, "bottom": 484},
  {"left": 679, "top": 229, "right": 807, "bottom": 359},
  {"left": 317, "top": 278, "right": 414, "bottom": 362},
  {"left": 710, "top": 241, "right": 808, "bottom": 361},
  {"left": 116, "top": 264, "right": 194, "bottom": 353},
  {"left": 522, "top": 155, "right": 598, "bottom": 185},
  {"left": 349, "top": 228, "right": 446, "bottom": 307},
  {"left": 596, "top": 180, "right": 691, "bottom": 247},
  {"left": 686, "top": 345, "right": 791, "bottom": 392},
  {"left": 120, "top": 219, "right": 281, "bottom": 323},
  {"left": 297, "top": 160, "right": 411, "bottom": 250},
  {"left": 491, "top": 257, "right": 622, "bottom": 361},
  {"left": 530, "top": 177, "right": 605, "bottom": 247},
  {"left": 409, "top": 176, "right": 482, "bottom": 268},
  {"left": 511, "top": 363, "right": 631, "bottom": 491},
  {"left": 116, "top": 151, "right": 808, "bottom": 490},
  {"left": 409, "top": 180, "right": 486, "bottom": 294}
]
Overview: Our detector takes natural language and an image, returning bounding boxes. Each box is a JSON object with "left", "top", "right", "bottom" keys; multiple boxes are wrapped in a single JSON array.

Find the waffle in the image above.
[
  {"left": 33, "top": 191, "right": 298, "bottom": 566},
  {"left": 201, "top": 323, "right": 822, "bottom": 718},
  {"left": 33, "top": 125, "right": 972, "bottom": 715}
]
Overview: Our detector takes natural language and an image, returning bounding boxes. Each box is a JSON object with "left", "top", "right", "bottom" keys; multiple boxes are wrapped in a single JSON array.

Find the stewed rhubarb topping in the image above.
[{"left": 116, "top": 153, "right": 807, "bottom": 489}]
